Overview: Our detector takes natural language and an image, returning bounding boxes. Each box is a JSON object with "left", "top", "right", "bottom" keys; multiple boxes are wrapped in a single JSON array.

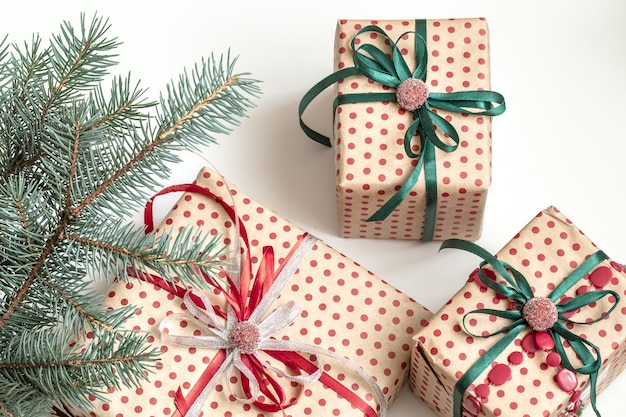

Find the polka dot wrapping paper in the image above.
[
  {"left": 331, "top": 18, "right": 499, "bottom": 240},
  {"left": 410, "top": 206, "right": 626, "bottom": 417},
  {"left": 72, "top": 167, "right": 432, "bottom": 417}
]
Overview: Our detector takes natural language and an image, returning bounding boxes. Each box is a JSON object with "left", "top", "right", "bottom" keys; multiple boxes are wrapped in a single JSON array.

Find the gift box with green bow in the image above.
[
  {"left": 410, "top": 206, "right": 626, "bottom": 417},
  {"left": 70, "top": 167, "right": 432, "bottom": 417},
  {"left": 299, "top": 18, "right": 505, "bottom": 241}
]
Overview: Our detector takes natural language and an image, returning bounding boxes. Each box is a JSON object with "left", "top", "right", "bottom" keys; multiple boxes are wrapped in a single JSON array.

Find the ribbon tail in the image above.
[
  {"left": 365, "top": 115, "right": 426, "bottom": 225},
  {"left": 569, "top": 338, "right": 602, "bottom": 417},
  {"left": 421, "top": 139, "right": 437, "bottom": 241},
  {"left": 248, "top": 234, "right": 317, "bottom": 323},
  {"left": 453, "top": 322, "right": 526, "bottom": 417},
  {"left": 264, "top": 339, "right": 388, "bottom": 417},
  {"left": 183, "top": 291, "right": 230, "bottom": 339},
  {"left": 246, "top": 246, "right": 275, "bottom": 317},
  {"left": 180, "top": 351, "right": 234, "bottom": 417},
  {"left": 229, "top": 354, "right": 262, "bottom": 404},
  {"left": 367, "top": 147, "right": 425, "bottom": 222},
  {"left": 589, "top": 371, "right": 601, "bottom": 417},
  {"left": 552, "top": 325, "right": 603, "bottom": 417},
  {"left": 298, "top": 67, "right": 360, "bottom": 147},
  {"left": 257, "top": 339, "right": 323, "bottom": 383},
  {"left": 241, "top": 354, "right": 291, "bottom": 411},
  {"left": 175, "top": 388, "right": 191, "bottom": 416}
]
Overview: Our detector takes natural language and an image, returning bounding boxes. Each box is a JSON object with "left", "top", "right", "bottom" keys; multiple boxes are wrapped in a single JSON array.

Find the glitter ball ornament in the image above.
[
  {"left": 522, "top": 297, "right": 558, "bottom": 332},
  {"left": 396, "top": 78, "right": 429, "bottom": 111},
  {"left": 229, "top": 321, "right": 261, "bottom": 354}
]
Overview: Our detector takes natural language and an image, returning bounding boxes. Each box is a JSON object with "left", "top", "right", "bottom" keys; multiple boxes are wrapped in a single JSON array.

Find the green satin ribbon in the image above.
[
  {"left": 440, "top": 239, "right": 620, "bottom": 417},
  {"left": 298, "top": 20, "right": 505, "bottom": 241}
]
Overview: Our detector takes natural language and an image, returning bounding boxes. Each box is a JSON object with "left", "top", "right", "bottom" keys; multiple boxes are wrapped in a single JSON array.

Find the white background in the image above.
[{"left": 2, "top": 1, "right": 626, "bottom": 416}]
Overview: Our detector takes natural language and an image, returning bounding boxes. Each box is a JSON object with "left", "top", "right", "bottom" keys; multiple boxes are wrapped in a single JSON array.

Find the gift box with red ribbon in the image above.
[
  {"left": 73, "top": 167, "right": 431, "bottom": 417},
  {"left": 410, "top": 206, "right": 626, "bottom": 417},
  {"left": 299, "top": 18, "right": 506, "bottom": 241}
]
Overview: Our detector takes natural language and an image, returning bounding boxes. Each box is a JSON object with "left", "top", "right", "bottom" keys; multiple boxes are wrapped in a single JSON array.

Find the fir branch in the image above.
[
  {"left": 0, "top": 224, "right": 64, "bottom": 329},
  {"left": 64, "top": 120, "right": 81, "bottom": 210},
  {"left": 46, "top": 13, "right": 118, "bottom": 108},
  {"left": 70, "top": 122, "right": 166, "bottom": 214},
  {"left": 158, "top": 70, "right": 239, "bottom": 141},
  {"left": 7, "top": 35, "right": 49, "bottom": 102},
  {"left": 86, "top": 74, "right": 154, "bottom": 132},
  {"left": 0, "top": 34, "right": 12, "bottom": 93},
  {"left": 1, "top": 350, "right": 143, "bottom": 371},
  {"left": 0, "top": 400, "right": 14, "bottom": 417},
  {"left": 157, "top": 52, "right": 260, "bottom": 150},
  {"left": 1, "top": 157, "right": 39, "bottom": 183},
  {"left": 0, "top": 34, "right": 49, "bottom": 182},
  {"left": 0, "top": 382, "right": 51, "bottom": 417},
  {"left": 0, "top": 13, "right": 260, "bottom": 415},
  {"left": 72, "top": 54, "right": 260, "bottom": 215},
  {"left": 38, "top": 276, "right": 119, "bottom": 333},
  {"left": 1, "top": 13, "right": 118, "bottom": 183},
  {"left": 13, "top": 195, "right": 34, "bottom": 255},
  {"left": 0, "top": 327, "right": 158, "bottom": 410},
  {"left": 65, "top": 222, "right": 232, "bottom": 288}
]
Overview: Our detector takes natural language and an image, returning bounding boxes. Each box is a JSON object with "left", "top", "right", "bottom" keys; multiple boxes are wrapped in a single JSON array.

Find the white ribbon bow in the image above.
[{"left": 159, "top": 234, "right": 388, "bottom": 417}]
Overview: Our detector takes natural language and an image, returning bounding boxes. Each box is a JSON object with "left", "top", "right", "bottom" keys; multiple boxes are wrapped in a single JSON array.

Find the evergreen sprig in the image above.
[{"left": 0, "top": 12, "right": 260, "bottom": 416}]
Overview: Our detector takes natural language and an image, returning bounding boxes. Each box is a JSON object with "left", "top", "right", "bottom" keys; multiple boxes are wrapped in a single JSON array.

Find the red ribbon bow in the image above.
[{"left": 135, "top": 181, "right": 385, "bottom": 417}]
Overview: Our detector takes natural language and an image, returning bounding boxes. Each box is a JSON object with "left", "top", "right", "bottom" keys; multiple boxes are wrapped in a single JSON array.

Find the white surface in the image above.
[{"left": 2, "top": 1, "right": 626, "bottom": 416}]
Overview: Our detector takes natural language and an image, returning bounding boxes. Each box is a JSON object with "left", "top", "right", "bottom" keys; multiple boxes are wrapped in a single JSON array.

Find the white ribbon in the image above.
[{"left": 159, "top": 233, "right": 388, "bottom": 417}]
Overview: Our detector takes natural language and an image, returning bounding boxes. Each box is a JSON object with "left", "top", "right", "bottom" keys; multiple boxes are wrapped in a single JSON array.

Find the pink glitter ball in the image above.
[
  {"left": 395, "top": 78, "right": 429, "bottom": 111},
  {"left": 522, "top": 297, "right": 558, "bottom": 332},
  {"left": 229, "top": 321, "right": 261, "bottom": 354}
]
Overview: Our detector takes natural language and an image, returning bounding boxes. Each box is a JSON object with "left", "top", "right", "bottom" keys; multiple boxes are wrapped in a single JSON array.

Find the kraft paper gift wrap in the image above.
[
  {"left": 299, "top": 18, "right": 505, "bottom": 241},
  {"left": 74, "top": 167, "right": 432, "bottom": 417},
  {"left": 410, "top": 206, "right": 626, "bottom": 417}
]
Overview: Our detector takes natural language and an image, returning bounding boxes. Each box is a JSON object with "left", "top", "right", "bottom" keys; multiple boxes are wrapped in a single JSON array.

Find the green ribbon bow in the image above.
[
  {"left": 299, "top": 20, "right": 506, "bottom": 240},
  {"left": 440, "top": 239, "right": 620, "bottom": 417}
]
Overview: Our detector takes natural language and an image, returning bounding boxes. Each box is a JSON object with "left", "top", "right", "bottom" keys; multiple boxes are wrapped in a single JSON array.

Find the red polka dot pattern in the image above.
[
  {"left": 410, "top": 206, "right": 626, "bottom": 417},
  {"left": 71, "top": 167, "right": 431, "bottom": 417},
  {"left": 333, "top": 19, "right": 493, "bottom": 240}
]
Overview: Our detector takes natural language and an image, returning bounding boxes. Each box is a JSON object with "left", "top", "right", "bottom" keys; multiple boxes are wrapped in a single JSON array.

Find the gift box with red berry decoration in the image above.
[
  {"left": 71, "top": 167, "right": 432, "bottom": 417},
  {"left": 410, "top": 206, "right": 626, "bottom": 417},
  {"left": 299, "top": 18, "right": 506, "bottom": 241}
]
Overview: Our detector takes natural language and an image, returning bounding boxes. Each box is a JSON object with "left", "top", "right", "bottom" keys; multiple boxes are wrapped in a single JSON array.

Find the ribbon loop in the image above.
[
  {"left": 552, "top": 322, "right": 602, "bottom": 375},
  {"left": 462, "top": 310, "right": 524, "bottom": 339},
  {"left": 257, "top": 300, "right": 301, "bottom": 338},
  {"left": 254, "top": 346, "right": 323, "bottom": 385},
  {"left": 557, "top": 289, "right": 620, "bottom": 323},
  {"left": 159, "top": 312, "right": 230, "bottom": 350},
  {"left": 185, "top": 291, "right": 229, "bottom": 334}
]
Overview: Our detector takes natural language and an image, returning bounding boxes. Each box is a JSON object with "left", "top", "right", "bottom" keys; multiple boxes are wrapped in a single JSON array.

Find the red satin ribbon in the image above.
[{"left": 134, "top": 180, "right": 378, "bottom": 417}]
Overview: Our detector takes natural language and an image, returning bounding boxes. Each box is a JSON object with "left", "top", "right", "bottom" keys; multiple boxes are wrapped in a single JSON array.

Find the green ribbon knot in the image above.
[
  {"left": 298, "top": 21, "right": 505, "bottom": 241},
  {"left": 439, "top": 239, "right": 620, "bottom": 417}
]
